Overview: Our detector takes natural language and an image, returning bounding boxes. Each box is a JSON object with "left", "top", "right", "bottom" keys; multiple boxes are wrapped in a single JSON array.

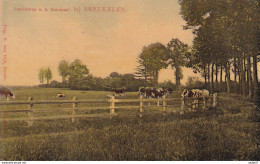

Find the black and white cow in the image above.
[
  {"left": 139, "top": 87, "right": 170, "bottom": 99},
  {"left": 181, "top": 89, "right": 209, "bottom": 98}
]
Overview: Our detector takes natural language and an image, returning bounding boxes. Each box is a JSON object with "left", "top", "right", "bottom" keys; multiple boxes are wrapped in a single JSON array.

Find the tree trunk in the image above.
[
  {"left": 204, "top": 65, "right": 207, "bottom": 88},
  {"left": 215, "top": 64, "right": 218, "bottom": 91},
  {"left": 238, "top": 58, "right": 242, "bottom": 94},
  {"left": 247, "top": 56, "right": 252, "bottom": 97},
  {"left": 244, "top": 57, "right": 248, "bottom": 95},
  {"left": 155, "top": 71, "right": 159, "bottom": 88},
  {"left": 208, "top": 63, "right": 210, "bottom": 91},
  {"left": 225, "top": 62, "right": 230, "bottom": 94},
  {"left": 241, "top": 57, "right": 246, "bottom": 96},
  {"left": 211, "top": 63, "right": 214, "bottom": 93},
  {"left": 253, "top": 55, "right": 258, "bottom": 100},
  {"left": 175, "top": 67, "right": 181, "bottom": 91},
  {"left": 234, "top": 57, "right": 237, "bottom": 93},
  {"left": 220, "top": 63, "right": 223, "bottom": 92}
]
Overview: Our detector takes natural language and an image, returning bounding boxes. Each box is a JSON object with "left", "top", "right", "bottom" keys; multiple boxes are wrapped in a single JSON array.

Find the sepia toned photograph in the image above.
[{"left": 0, "top": 0, "right": 259, "bottom": 161}]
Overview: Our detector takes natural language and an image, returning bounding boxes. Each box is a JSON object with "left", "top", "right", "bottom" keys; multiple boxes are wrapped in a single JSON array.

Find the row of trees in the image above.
[
  {"left": 178, "top": 0, "right": 259, "bottom": 99},
  {"left": 38, "top": 58, "right": 178, "bottom": 91},
  {"left": 135, "top": 0, "right": 259, "bottom": 99}
]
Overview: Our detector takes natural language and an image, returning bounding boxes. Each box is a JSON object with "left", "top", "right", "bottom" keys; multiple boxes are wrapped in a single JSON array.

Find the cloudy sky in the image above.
[{"left": 1, "top": 0, "right": 199, "bottom": 86}]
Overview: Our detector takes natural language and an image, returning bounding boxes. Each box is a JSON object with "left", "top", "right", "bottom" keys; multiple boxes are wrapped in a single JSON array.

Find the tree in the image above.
[
  {"left": 136, "top": 42, "right": 169, "bottom": 87},
  {"left": 68, "top": 59, "right": 89, "bottom": 89},
  {"left": 38, "top": 68, "right": 45, "bottom": 85},
  {"left": 167, "top": 38, "right": 189, "bottom": 91},
  {"left": 179, "top": 0, "right": 259, "bottom": 97},
  {"left": 58, "top": 60, "right": 70, "bottom": 83},
  {"left": 45, "top": 67, "right": 52, "bottom": 85}
]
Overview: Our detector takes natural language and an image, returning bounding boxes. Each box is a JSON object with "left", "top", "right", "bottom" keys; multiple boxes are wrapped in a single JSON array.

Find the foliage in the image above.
[
  {"left": 136, "top": 43, "right": 169, "bottom": 86},
  {"left": 185, "top": 76, "right": 205, "bottom": 90},
  {"left": 38, "top": 67, "right": 53, "bottom": 85},
  {"left": 45, "top": 68, "right": 52, "bottom": 85},
  {"left": 179, "top": 0, "right": 259, "bottom": 96},
  {"left": 167, "top": 38, "right": 190, "bottom": 91},
  {"left": 38, "top": 68, "right": 45, "bottom": 85},
  {"left": 158, "top": 80, "right": 176, "bottom": 90},
  {"left": 68, "top": 59, "right": 89, "bottom": 90},
  {"left": 58, "top": 60, "right": 70, "bottom": 83}
]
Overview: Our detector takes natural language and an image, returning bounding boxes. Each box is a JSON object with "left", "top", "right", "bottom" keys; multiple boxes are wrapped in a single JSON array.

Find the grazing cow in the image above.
[
  {"left": 182, "top": 89, "right": 209, "bottom": 98},
  {"left": 0, "top": 88, "right": 15, "bottom": 100},
  {"left": 139, "top": 87, "right": 171, "bottom": 99},
  {"left": 111, "top": 88, "right": 127, "bottom": 97},
  {"left": 57, "top": 92, "right": 65, "bottom": 98},
  {"left": 181, "top": 89, "right": 194, "bottom": 98},
  {"left": 138, "top": 87, "right": 156, "bottom": 99},
  {"left": 151, "top": 88, "right": 166, "bottom": 98}
]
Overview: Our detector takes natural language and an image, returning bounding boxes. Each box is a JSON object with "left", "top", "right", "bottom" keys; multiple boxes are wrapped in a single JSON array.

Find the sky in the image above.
[{"left": 0, "top": 0, "right": 200, "bottom": 86}]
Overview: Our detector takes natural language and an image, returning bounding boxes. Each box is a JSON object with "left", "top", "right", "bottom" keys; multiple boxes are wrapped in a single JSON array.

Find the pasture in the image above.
[{"left": 0, "top": 88, "right": 259, "bottom": 160}]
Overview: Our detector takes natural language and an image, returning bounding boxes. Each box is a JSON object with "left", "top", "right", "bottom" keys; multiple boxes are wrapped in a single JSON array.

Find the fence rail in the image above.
[{"left": 0, "top": 94, "right": 217, "bottom": 126}]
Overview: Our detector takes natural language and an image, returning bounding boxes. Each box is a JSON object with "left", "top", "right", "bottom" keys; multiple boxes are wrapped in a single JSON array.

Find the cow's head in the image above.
[
  {"left": 10, "top": 91, "right": 15, "bottom": 99},
  {"left": 181, "top": 89, "right": 188, "bottom": 97}
]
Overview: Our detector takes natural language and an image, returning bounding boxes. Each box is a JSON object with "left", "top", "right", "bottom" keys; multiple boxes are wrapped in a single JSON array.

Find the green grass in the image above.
[{"left": 0, "top": 88, "right": 259, "bottom": 160}]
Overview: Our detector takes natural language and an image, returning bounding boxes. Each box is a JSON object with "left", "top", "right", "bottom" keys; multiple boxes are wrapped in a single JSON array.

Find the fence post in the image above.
[
  {"left": 157, "top": 98, "right": 160, "bottom": 106},
  {"left": 163, "top": 95, "right": 167, "bottom": 115},
  {"left": 195, "top": 98, "right": 199, "bottom": 110},
  {"left": 72, "top": 96, "right": 78, "bottom": 123},
  {"left": 180, "top": 98, "right": 185, "bottom": 114},
  {"left": 212, "top": 93, "right": 217, "bottom": 108},
  {"left": 192, "top": 98, "right": 196, "bottom": 111},
  {"left": 110, "top": 95, "right": 115, "bottom": 117},
  {"left": 203, "top": 97, "right": 206, "bottom": 110},
  {"left": 140, "top": 95, "right": 144, "bottom": 117},
  {"left": 28, "top": 97, "right": 34, "bottom": 126}
]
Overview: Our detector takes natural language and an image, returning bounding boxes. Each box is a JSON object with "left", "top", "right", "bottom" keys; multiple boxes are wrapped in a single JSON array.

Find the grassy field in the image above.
[{"left": 0, "top": 88, "right": 259, "bottom": 160}]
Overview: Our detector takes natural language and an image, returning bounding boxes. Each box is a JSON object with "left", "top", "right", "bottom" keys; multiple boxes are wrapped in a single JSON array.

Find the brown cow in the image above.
[{"left": 0, "top": 88, "right": 15, "bottom": 100}]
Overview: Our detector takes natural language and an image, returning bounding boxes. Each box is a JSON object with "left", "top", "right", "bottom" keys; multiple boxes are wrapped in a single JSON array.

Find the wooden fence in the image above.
[{"left": 0, "top": 94, "right": 217, "bottom": 126}]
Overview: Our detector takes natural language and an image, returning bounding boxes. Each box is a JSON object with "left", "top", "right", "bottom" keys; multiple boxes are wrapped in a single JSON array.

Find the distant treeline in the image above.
[{"left": 39, "top": 71, "right": 177, "bottom": 92}]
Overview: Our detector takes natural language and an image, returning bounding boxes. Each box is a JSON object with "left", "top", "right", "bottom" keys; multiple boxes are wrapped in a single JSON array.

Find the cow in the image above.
[
  {"left": 181, "top": 89, "right": 193, "bottom": 98},
  {"left": 181, "top": 89, "right": 209, "bottom": 98},
  {"left": 57, "top": 92, "right": 65, "bottom": 98},
  {"left": 139, "top": 87, "right": 169, "bottom": 99},
  {"left": 0, "top": 88, "right": 15, "bottom": 100},
  {"left": 111, "top": 88, "right": 127, "bottom": 97},
  {"left": 151, "top": 88, "right": 166, "bottom": 98},
  {"left": 138, "top": 87, "right": 146, "bottom": 97}
]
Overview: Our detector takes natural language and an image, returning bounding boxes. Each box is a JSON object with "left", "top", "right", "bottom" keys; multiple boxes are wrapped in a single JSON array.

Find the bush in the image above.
[{"left": 185, "top": 76, "right": 205, "bottom": 90}]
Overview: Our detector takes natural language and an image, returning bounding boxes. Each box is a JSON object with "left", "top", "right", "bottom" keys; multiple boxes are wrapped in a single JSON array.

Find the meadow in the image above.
[{"left": 0, "top": 88, "right": 259, "bottom": 160}]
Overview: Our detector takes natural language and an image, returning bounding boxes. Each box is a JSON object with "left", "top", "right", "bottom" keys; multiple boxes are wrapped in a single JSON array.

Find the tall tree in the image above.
[
  {"left": 45, "top": 67, "right": 52, "bottom": 85},
  {"left": 68, "top": 59, "right": 89, "bottom": 89},
  {"left": 136, "top": 42, "right": 169, "bottom": 87},
  {"left": 58, "top": 60, "right": 70, "bottom": 83},
  {"left": 167, "top": 38, "right": 189, "bottom": 91},
  {"left": 38, "top": 68, "right": 45, "bottom": 85}
]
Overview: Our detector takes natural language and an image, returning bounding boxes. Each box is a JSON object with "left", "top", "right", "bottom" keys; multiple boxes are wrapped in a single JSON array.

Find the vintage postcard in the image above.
[{"left": 0, "top": 0, "right": 259, "bottom": 161}]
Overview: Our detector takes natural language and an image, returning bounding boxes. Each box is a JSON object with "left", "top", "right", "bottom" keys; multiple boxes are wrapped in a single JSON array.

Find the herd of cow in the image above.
[
  {"left": 111, "top": 87, "right": 209, "bottom": 99},
  {"left": 0, "top": 87, "right": 210, "bottom": 100}
]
